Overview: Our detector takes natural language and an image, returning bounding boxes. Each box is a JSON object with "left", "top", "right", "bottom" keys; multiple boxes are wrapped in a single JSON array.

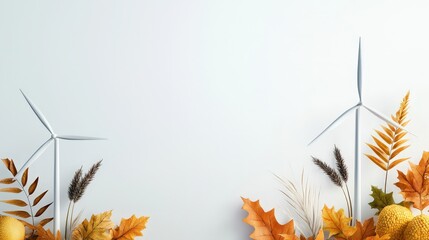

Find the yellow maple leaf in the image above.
[
  {"left": 322, "top": 205, "right": 356, "bottom": 238},
  {"left": 241, "top": 197, "right": 295, "bottom": 240},
  {"left": 72, "top": 210, "right": 114, "bottom": 240},
  {"left": 111, "top": 215, "right": 149, "bottom": 240}
]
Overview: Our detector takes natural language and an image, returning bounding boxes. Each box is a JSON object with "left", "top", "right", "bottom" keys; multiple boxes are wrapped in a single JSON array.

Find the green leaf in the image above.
[{"left": 368, "top": 185, "right": 396, "bottom": 215}]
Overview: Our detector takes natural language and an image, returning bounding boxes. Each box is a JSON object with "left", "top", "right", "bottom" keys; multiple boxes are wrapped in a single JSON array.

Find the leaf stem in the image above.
[
  {"left": 340, "top": 185, "right": 351, "bottom": 219},
  {"left": 344, "top": 183, "right": 353, "bottom": 220},
  {"left": 65, "top": 201, "right": 73, "bottom": 240},
  {"left": 15, "top": 180, "right": 35, "bottom": 226},
  {"left": 384, "top": 170, "right": 389, "bottom": 193}
]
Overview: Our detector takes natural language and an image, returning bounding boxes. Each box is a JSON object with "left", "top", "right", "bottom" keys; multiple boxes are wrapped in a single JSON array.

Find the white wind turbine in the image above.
[
  {"left": 308, "top": 39, "right": 408, "bottom": 223},
  {"left": 16, "top": 90, "right": 104, "bottom": 232}
]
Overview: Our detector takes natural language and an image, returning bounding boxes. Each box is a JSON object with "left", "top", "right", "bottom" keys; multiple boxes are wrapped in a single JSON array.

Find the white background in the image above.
[{"left": 2, "top": 1, "right": 429, "bottom": 239}]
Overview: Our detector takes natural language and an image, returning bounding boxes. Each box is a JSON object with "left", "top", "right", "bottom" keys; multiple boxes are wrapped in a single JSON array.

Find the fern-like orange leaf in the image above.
[{"left": 365, "top": 91, "right": 410, "bottom": 171}]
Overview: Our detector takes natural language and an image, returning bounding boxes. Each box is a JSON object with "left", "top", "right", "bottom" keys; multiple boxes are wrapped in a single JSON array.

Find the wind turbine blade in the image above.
[
  {"left": 362, "top": 105, "right": 414, "bottom": 135},
  {"left": 16, "top": 138, "right": 53, "bottom": 177},
  {"left": 20, "top": 89, "right": 55, "bottom": 134},
  {"left": 308, "top": 104, "right": 360, "bottom": 145},
  {"left": 357, "top": 38, "right": 362, "bottom": 103},
  {"left": 57, "top": 135, "right": 106, "bottom": 140}
]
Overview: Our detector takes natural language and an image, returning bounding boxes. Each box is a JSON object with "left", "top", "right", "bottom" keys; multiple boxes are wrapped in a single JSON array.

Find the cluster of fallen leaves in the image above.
[
  {"left": 26, "top": 211, "right": 149, "bottom": 240},
  {"left": 241, "top": 198, "right": 389, "bottom": 240}
]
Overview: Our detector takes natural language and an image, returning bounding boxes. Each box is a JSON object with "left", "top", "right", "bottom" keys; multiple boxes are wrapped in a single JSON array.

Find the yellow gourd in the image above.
[
  {"left": 404, "top": 215, "right": 429, "bottom": 240},
  {"left": 375, "top": 205, "right": 413, "bottom": 240},
  {"left": 0, "top": 215, "right": 25, "bottom": 240}
]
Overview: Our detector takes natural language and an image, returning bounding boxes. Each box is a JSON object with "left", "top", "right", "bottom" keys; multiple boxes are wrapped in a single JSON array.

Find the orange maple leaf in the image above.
[
  {"left": 394, "top": 151, "right": 429, "bottom": 211},
  {"left": 241, "top": 197, "right": 295, "bottom": 240},
  {"left": 34, "top": 225, "right": 61, "bottom": 240},
  {"left": 322, "top": 205, "right": 356, "bottom": 238},
  {"left": 111, "top": 215, "right": 149, "bottom": 240},
  {"left": 349, "top": 218, "right": 376, "bottom": 240},
  {"left": 365, "top": 234, "right": 390, "bottom": 240},
  {"left": 280, "top": 229, "right": 324, "bottom": 240}
]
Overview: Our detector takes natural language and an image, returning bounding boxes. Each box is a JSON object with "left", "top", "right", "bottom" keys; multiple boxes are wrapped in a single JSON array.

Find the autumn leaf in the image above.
[
  {"left": 365, "top": 91, "right": 410, "bottom": 192},
  {"left": 309, "top": 230, "right": 324, "bottom": 240},
  {"left": 72, "top": 211, "right": 114, "bottom": 240},
  {"left": 322, "top": 205, "right": 356, "bottom": 238},
  {"left": 111, "top": 215, "right": 149, "bottom": 240},
  {"left": 36, "top": 227, "right": 61, "bottom": 240},
  {"left": 394, "top": 151, "right": 429, "bottom": 211},
  {"left": 25, "top": 224, "right": 61, "bottom": 240},
  {"left": 279, "top": 234, "right": 299, "bottom": 240},
  {"left": 368, "top": 186, "right": 396, "bottom": 214},
  {"left": 365, "top": 234, "right": 390, "bottom": 240},
  {"left": 349, "top": 218, "right": 376, "bottom": 240},
  {"left": 280, "top": 230, "right": 324, "bottom": 240},
  {"left": 2, "top": 158, "right": 18, "bottom": 176},
  {"left": 242, "top": 197, "right": 295, "bottom": 240}
]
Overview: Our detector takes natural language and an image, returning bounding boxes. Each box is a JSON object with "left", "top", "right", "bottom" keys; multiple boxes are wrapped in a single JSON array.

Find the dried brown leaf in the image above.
[
  {"left": 0, "top": 187, "right": 22, "bottom": 193},
  {"left": 0, "top": 178, "right": 15, "bottom": 184},
  {"left": 22, "top": 168, "right": 29, "bottom": 187},
  {"left": 35, "top": 203, "right": 52, "bottom": 217},
  {"left": 29, "top": 177, "right": 39, "bottom": 195},
  {"left": 9, "top": 159, "right": 18, "bottom": 176},
  {"left": 0, "top": 199, "right": 28, "bottom": 207},
  {"left": 33, "top": 190, "right": 48, "bottom": 206},
  {"left": 4, "top": 210, "right": 31, "bottom": 218},
  {"left": 39, "top": 218, "right": 54, "bottom": 226}
]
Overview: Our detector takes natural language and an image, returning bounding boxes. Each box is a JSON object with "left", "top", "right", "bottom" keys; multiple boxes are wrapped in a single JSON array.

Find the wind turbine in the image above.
[
  {"left": 308, "top": 39, "right": 407, "bottom": 223},
  {"left": 16, "top": 90, "right": 104, "bottom": 232}
]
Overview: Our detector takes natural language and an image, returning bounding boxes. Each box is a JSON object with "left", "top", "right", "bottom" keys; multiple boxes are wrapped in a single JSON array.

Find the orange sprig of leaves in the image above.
[
  {"left": 241, "top": 197, "right": 296, "bottom": 240},
  {"left": 394, "top": 151, "right": 429, "bottom": 211}
]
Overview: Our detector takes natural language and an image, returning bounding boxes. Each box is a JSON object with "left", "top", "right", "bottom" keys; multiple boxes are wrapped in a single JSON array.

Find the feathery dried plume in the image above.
[
  {"left": 68, "top": 167, "right": 83, "bottom": 201},
  {"left": 312, "top": 157, "right": 342, "bottom": 187},
  {"left": 334, "top": 145, "right": 348, "bottom": 182},
  {"left": 74, "top": 160, "right": 102, "bottom": 202},
  {"left": 275, "top": 171, "right": 322, "bottom": 238}
]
